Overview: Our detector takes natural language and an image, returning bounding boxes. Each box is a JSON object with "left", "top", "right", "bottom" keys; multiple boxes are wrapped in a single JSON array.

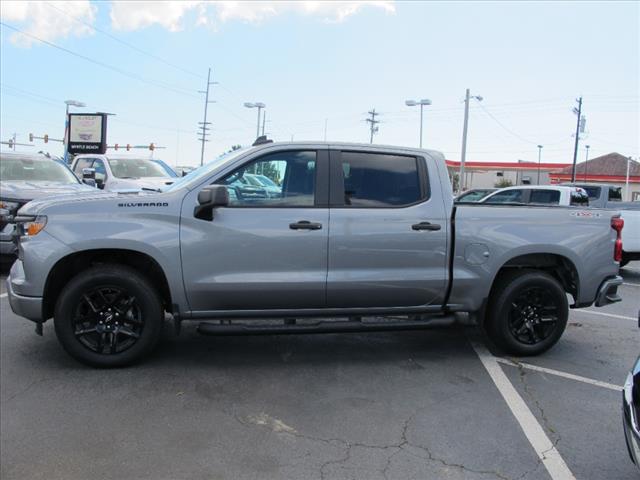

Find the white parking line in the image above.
[
  {"left": 471, "top": 341, "right": 576, "bottom": 480},
  {"left": 577, "top": 309, "right": 636, "bottom": 321},
  {"left": 0, "top": 293, "right": 7, "bottom": 299},
  {"left": 623, "top": 283, "right": 639, "bottom": 287},
  {"left": 495, "top": 357, "right": 621, "bottom": 391}
]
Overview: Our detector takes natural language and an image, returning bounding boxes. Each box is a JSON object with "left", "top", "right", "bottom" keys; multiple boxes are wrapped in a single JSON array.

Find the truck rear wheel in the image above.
[
  {"left": 54, "top": 265, "right": 163, "bottom": 367},
  {"left": 485, "top": 270, "right": 568, "bottom": 356}
]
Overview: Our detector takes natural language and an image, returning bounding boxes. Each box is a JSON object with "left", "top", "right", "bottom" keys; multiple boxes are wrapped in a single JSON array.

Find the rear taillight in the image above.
[{"left": 611, "top": 217, "right": 624, "bottom": 262}]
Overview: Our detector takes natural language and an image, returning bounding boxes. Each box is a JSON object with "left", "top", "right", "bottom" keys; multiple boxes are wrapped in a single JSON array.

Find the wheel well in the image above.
[
  {"left": 492, "top": 253, "right": 579, "bottom": 304},
  {"left": 43, "top": 249, "right": 172, "bottom": 319}
]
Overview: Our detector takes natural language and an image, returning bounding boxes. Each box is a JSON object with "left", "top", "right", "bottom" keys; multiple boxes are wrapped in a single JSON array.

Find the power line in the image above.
[
  {"left": 0, "top": 21, "right": 199, "bottom": 99},
  {"left": 43, "top": 1, "right": 205, "bottom": 80},
  {"left": 476, "top": 103, "right": 539, "bottom": 145}
]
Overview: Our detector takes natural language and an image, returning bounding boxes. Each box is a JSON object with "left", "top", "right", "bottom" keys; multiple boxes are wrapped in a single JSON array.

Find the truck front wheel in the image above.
[
  {"left": 54, "top": 265, "right": 163, "bottom": 367},
  {"left": 485, "top": 270, "right": 568, "bottom": 356}
]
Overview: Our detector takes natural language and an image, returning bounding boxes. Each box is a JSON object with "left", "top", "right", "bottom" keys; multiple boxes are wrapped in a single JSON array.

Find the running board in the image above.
[{"left": 197, "top": 315, "right": 456, "bottom": 336}]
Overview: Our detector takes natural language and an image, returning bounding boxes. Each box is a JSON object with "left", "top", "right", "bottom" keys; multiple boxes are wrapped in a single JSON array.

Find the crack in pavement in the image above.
[{"left": 235, "top": 411, "right": 514, "bottom": 480}]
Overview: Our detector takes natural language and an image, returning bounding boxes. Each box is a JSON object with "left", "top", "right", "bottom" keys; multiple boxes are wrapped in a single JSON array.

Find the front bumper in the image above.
[
  {"left": 594, "top": 276, "right": 623, "bottom": 307},
  {"left": 6, "top": 266, "right": 43, "bottom": 323}
]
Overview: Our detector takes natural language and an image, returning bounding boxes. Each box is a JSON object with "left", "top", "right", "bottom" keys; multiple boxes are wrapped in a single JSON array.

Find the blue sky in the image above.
[{"left": 1, "top": 1, "right": 638, "bottom": 167}]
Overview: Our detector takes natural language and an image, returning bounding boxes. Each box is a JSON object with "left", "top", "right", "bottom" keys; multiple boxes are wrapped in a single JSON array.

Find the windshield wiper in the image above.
[{"left": 141, "top": 187, "right": 162, "bottom": 192}]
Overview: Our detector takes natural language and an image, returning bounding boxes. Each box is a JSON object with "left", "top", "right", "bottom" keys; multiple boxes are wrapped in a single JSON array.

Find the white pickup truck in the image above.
[
  {"left": 71, "top": 154, "right": 175, "bottom": 192},
  {"left": 568, "top": 183, "right": 639, "bottom": 266}
]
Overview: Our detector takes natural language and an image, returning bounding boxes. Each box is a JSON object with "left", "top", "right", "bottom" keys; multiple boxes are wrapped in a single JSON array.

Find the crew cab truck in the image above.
[{"left": 7, "top": 142, "right": 624, "bottom": 367}]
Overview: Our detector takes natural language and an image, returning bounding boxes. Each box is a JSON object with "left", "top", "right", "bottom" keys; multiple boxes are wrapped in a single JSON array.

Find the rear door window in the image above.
[
  {"left": 529, "top": 189, "right": 560, "bottom": 205},
  {"left": 337, "top": 152, "right": 425, "bottom": 207},
  {"left": 484, "top": 189, "right": 524, "bottom": 204}
]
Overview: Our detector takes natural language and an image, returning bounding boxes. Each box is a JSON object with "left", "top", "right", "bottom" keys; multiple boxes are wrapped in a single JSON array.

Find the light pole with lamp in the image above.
[
  {"left": 459, "top": 89, "right": 482, "bottom": 193},
  {"left": 405, "top": 98, "right": 432, "bottom": 148},
  {"left": 244, "top": 102, "right": 265, "bottom": 139},
  {"left": 584, "top": 145, "right": 590, "bottom": 182},
  {"left": 63, "top": 99, "right": 86, "bottom": 164},
  {"left": 536, "top": 144, "right": 543, "bottom": 184}
]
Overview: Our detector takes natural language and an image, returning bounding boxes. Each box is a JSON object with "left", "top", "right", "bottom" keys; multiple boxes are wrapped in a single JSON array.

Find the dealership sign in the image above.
[{"left": 67, "top": 113, "right": 108, "bottom": 154}]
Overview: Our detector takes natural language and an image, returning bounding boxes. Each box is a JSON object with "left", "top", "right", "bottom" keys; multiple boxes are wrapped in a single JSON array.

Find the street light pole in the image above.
[
  {"left": 459, "top": 89, "right": 482, "bottom": 193},
  {"left": 405, "top": 98, "right": 431, "bottom": 148},
  {"left": 63, "top": 99, "right": 86, "bottom": 164},
  {"left": 244, "top": 102, "right": 266, "bottom": 139},
  {"left": 583, "top": 145, "right": 590, "bottom": 182},
  {"left": 537, "top": 145, "right": 543, "bottom": 184}
]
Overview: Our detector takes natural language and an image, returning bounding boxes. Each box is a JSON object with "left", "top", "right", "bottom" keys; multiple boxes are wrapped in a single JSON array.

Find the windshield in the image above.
[
  {"left": 163, "top": 147, "right": 252, "bottom": 192},
  {"left": 107, "top": 158, "right": 170, "bottom": 179},
  {"left": 0, "top": 156, "right": 79, "bottom": 183}
]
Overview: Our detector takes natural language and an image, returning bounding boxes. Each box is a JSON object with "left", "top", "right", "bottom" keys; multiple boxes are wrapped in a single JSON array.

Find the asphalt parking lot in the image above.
[{"left": 1, "top": 262, "right": 639, "bottom": 480}]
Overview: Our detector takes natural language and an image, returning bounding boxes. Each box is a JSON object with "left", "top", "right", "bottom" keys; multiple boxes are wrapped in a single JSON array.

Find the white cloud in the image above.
[
  {"left": 110, "top": 1, "right": 395, "bottom": 32},
  {"left": 0, "top": 0, "right": 97, "bottom": 47}
]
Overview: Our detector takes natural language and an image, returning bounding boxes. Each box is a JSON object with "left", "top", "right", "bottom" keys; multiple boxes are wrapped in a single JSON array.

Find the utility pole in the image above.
[
  {"left": 537, "top": 145, "right": 543, "bottom": 184},
  {"left": 571, "top": 96, "right": 583, "bottom": 183},
  {"left": 198, "top": 68, "right": 217, "bottom": 166},
  {"left": 261, "top": 110, "right": 266, "bottom": 136},
  {"left": 459, "top": 89, "right": 483, "bottom": 193},
  {"left": 11, "top": 133, "right": 16, "bottom": 151},
  {"left": 366, "top": 108, "right": 380, "bottom": 144}
]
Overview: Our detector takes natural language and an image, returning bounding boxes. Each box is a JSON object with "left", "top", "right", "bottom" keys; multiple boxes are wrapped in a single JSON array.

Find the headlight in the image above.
[
  {"left": 22, "top": 216, "right": 47, "bottom": 236},
  {"left": 0, "top": 200, "right": 20, "bottom": 212}
]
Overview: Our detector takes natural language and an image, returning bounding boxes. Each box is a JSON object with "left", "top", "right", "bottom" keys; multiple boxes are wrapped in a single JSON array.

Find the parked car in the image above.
[
  {"left": 7, "top": 142, "right": 623, "bottom": 367},
  {"left": 623, "top": 313, "right": 640, "bottom": 471},
  {"left": 70, "top": 154, "right": 175, "bottom": 192},
  {"left": 455, "top": 188, "right": 497, "bottom": 203},
  {"left": 564, "top": 183, "right": 639, "bottom": 266},
  {"left": 151, "top": 159, "right": 178, "bottom": 178},
  {"left": 0, "top": 152, "right": 97, "bottom": 261},
  {"left": 245, "top": 173, "right": 281, "bottom": 198},
  {"left": 480, "top": 185, "right": 589, "bottom": 206}
]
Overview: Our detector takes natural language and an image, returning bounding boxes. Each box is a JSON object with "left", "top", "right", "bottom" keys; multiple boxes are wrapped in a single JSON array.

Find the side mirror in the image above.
[
  {"left": 194, "top": 185, "right": 229, "bottom": 221},
  {"left": 182, "top": 170, "right": 188, "bottom": 177},
  {"left": 82, "top": 168, "right": 96, "bottom": 187}
]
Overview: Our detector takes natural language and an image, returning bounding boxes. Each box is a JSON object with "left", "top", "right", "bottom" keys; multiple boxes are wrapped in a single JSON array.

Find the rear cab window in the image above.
[{"left": 333, "top": 151, "right": 428, "bottom": 207}]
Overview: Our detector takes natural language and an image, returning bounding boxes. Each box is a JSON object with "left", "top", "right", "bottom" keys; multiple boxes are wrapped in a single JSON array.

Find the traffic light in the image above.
[
  {"left": 44, "top": 134, "right": 49, "bottom": 143},
  {"left": 126, "top": 144, "right": 131, "bottom": 151},
  {"left": 29, "top": 133, "right": 34, "bottom": 142},
  {"left": 114, "top": 144, "right": 119, "bottom": 151},
  {"left": 149, "top": 143, "right": 155, "bottom": 151}
]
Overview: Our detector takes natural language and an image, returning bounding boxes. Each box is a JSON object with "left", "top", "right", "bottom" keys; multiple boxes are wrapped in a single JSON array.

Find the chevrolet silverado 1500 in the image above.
[{"left": 6, "top": 142, "right": 624, "bottom": 367}]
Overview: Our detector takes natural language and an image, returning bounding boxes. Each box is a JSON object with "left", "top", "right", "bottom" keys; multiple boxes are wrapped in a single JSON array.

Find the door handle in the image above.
[
  {"left": 290, "top": 220, "right": 323, "bottom": 230},
  {"left": 411, "top": 222, "right": 441, "bottom": 231}
]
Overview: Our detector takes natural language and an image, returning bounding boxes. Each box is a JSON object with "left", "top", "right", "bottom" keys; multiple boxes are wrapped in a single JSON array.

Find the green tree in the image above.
[{"left": 494, "top": 178, "right": 513, "bottom": 188}]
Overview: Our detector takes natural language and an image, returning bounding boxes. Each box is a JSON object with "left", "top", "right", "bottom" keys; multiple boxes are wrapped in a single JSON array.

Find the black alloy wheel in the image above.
[{"left": 72, "top": 286, "right": 144, "bottom": 355}]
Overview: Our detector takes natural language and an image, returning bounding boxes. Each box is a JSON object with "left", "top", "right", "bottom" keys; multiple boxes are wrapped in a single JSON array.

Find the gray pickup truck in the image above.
[{"left": 6, "top": 142, "right": 624, "bottom": 367}]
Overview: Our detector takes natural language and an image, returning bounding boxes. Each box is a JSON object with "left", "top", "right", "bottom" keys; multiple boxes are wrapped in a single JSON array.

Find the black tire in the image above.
[
  {"left": 54, "top": 265, "right": 163, "bottom": 368},
  {"left": 485, "top": 270, "right": 568, "bottom": 356}
]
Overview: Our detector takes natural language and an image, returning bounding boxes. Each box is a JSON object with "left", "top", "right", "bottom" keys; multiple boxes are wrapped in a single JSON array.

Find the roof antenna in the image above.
[{"left": 252, "top": 135, "right": 273, "bottom": 146}]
